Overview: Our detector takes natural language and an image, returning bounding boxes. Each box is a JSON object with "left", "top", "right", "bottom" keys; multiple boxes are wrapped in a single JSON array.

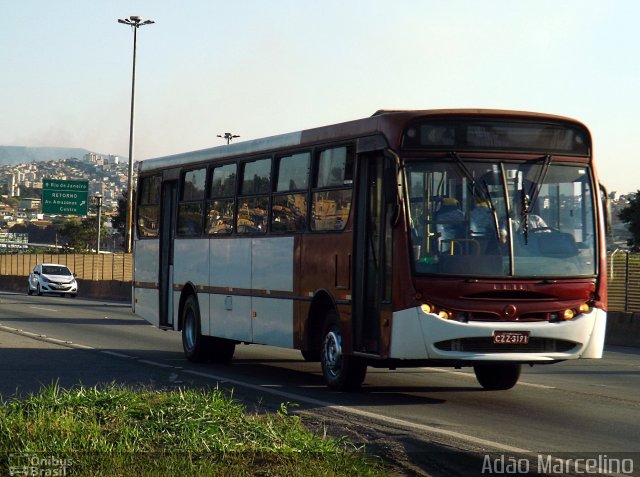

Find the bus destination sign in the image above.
[{"left": 42, "top": 179, "right": 89, "bottom": 215}]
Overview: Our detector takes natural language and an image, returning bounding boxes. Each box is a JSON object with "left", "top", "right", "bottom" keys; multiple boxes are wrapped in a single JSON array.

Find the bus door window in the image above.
[
  {"left": 137, "top": 175, "right": 161, "bottom": 238},
  {"left": 272, "top": 152, "right": 310, "bottom": 233},
  {"left": 238, "top": 158, "right": 271, "bottom": 234},
  {"left": 177, "top": 167, "right": 206, "bottom": 237},
  {"left": 206, "top": 163, "right": 236, "bottom": 235}
]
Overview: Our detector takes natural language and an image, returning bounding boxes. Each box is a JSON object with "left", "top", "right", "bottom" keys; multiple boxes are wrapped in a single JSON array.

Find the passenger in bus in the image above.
[
  {"left": 512, "top": 200, "right": 548, "bottom": 232},
  {"left": 469, "top": 200, "right": 494, "bottom": 238},
  {"left": 435, "top": 198, "right": 465, "bottom": 253}
]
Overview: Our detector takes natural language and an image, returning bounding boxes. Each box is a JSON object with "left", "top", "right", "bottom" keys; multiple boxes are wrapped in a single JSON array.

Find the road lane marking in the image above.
[
  {"left": 0, "top": 324, "right": 94, "bottom": 350},
  {"left": 0, "top": 325, "right": 554, "bottom": 455},
  {"left": 138, "top": 359, "right": 182, "bottom": 369},
  {"left": 101, "top": 351, "right": 135, "bottom": 359},
  {"left": 180, "top": 368, "right": 531, "bottom": 453},
  {"left": 424, "top": 367, "right": 556, "bottom": 389},
  {"left": 29, "top": 306, "right": 59, "bottom": 313}
]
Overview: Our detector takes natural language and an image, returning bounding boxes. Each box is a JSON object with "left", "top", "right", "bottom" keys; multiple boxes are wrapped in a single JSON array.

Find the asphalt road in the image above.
[{"left": 1, "top": 291, "right": 639, "bottom": 476}]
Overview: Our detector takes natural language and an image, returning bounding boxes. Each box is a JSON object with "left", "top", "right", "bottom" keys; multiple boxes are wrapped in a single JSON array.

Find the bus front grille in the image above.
[{"left": 434, "top": 337, "right": 578, "bottom": 353}]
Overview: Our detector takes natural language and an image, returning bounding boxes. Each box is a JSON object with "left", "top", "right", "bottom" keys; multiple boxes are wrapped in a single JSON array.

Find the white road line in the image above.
[
  {"left": 101, "top": 351, "right": 135, "bottom": 359},
  {"left": 29, "top": 306, "right": 59, "bottom": 313},
  {"left": 424, "top": 367, "right": 556, "bottom": 389},
  {"left": 138, "top": 359, "right": 181, "bottom": 369},
  {"left": 0, "top": 325, "right": 544, "bottom": 454},
  {"left": 181, "top": 369, "right": 530, "bottom": 454}
]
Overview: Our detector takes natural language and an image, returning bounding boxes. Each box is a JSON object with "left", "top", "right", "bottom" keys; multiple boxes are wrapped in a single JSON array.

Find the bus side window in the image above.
[
  {"left": 206, "top": 163, "right": 236, "bottom": 235},
  {"left": 238, "top": 158, "right": 271, "bottom": 235},
  {"left": 137, "top": 175, "right": 161, "bottom": 238},
  {"left": 272, "top": 152, "right": 309, "bottom": 233},
  {"left": 177, "top": 167, "right": 206, "bottom": 237},
  {"left": 311, "top": 146, "right": 354, "bottom": 231}
]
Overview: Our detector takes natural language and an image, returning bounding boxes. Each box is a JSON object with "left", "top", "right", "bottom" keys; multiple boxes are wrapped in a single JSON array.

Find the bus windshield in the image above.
[{"left": 405, "top": 158, "right": 597, "bottom": 278}]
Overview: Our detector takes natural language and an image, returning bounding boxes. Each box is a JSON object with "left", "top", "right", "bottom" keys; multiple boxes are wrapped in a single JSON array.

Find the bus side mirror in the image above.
[
  {"left": 384, "top": 167, "right": 401, "bottom": 226},
  {"left": 599, "top": 182, "right": 612, "bottom": 246}
]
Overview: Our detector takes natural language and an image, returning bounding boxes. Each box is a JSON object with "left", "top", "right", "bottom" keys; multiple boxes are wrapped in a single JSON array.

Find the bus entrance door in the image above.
[
  {"left": 159, "top": 180, "right": 177, "bottom": 329},
  {"left": 353, "top": 154, "right": 393, "bottom": 355}
]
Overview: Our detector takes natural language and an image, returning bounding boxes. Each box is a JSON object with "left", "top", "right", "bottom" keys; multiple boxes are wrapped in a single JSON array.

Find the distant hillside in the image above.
[{"left": 0, "top": 146, "right": 93, "bottom": 165}]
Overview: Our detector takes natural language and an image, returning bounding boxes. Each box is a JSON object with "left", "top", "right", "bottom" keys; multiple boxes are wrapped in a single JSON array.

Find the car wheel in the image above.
[
  {"left": 36, "top": 283, "right": 43, "bottom": 296},
  {"left": 27, "top": 286, "right": 33, "bottom": 296}
]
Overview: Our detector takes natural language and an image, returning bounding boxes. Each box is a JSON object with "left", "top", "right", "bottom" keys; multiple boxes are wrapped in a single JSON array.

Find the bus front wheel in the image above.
[
  {"left": 473, "top": 363, "right": 521, "bottom": 390},
  {"left": 320, "top": 311, "right": 367, "bottom": 391}
]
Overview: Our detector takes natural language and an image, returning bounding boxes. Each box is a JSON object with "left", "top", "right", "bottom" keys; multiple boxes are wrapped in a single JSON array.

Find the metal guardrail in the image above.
[
  {"left": 0, "top": 253, "right": 133, "bottom": 282},
  {"left": 608, "top": 250, "right": 640, "bottom": 312},
  {"left": 0, "top": 251, "right": 638, "bottom": 311}
]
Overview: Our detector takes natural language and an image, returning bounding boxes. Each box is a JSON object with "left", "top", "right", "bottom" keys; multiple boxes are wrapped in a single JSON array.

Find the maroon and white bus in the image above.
[{"left": 133, "top": 109, "right": 607, "bottom": 390}]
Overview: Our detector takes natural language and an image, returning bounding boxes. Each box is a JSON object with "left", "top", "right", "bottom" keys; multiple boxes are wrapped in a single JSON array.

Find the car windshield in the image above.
[
  {"left": 405, "top": 158, "right": 597, "bottom": 278},
  {"left": 42, "top": 266, "right": 72, "bottom": 276}
]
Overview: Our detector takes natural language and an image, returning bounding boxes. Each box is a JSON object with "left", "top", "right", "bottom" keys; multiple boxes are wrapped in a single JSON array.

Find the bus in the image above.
[{"left": 133, "top": 109, "right": 607, "bottom": 391}]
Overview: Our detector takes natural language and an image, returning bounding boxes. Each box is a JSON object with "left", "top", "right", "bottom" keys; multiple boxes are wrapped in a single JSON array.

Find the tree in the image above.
[
  {"left": 111, "top": 190, "right": 128, "bottom": 234},
  {"left": 618, "top": 190, "right": 640, "bottom": 250},
  {"left": 58, "top": 215, "right": 108, "bottom": 252}
]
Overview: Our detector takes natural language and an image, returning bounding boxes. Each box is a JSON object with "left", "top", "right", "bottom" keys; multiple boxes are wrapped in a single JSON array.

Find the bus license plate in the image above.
[{"left": 493, "top": 331, "right": 529, "bottom": 345}]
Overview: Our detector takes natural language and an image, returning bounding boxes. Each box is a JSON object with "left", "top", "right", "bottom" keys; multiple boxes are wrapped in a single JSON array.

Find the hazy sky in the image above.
[{"left": 1, "top": 1, "right": 638, "bottom": 194}]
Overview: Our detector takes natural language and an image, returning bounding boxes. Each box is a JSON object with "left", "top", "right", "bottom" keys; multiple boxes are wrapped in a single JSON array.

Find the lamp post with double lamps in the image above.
[{"left": 118, "top": 15, "right": 154, "bottom": 253}]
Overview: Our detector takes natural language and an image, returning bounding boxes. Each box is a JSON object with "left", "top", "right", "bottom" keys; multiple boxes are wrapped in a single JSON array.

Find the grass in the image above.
[{"left": 0, "top": 383, "right": 386, "bottom": 477}]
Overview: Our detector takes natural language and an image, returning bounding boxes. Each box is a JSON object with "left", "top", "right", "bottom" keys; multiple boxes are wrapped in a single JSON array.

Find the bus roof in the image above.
[{"left": 138, "top": 109, "right": 588, "bottom": 173}]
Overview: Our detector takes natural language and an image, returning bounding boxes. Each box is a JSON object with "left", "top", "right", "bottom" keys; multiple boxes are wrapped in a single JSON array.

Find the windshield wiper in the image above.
[
  {"left": 522, "top": 155, "right": 552, "bottom": 245},
  {"left": 528, "top": 155, "right": 552, "bottom": 206}
]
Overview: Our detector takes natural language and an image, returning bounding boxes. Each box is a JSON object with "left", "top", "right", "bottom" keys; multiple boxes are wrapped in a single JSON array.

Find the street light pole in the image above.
[
  {"left": 94, "top": 192, "right": 103, "bottom": 254},
  {"left": 118, "top": 15, "right": 154, "bottom": 253}
]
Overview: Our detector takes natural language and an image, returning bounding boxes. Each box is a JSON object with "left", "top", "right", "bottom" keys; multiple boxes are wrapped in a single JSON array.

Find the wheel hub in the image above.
[{"left": 324, "top": 330, "right": 342, "bottom": 377}]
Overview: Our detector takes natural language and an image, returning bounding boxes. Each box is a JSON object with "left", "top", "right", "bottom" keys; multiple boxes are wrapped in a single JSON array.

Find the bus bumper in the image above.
[{"left": 388, "top": 307, "right": 607, "bottom": 362}]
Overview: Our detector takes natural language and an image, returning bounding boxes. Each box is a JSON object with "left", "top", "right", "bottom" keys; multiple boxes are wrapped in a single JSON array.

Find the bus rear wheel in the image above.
[
  {"left": 320, "top": 311, "right": 367, "bottom": 391},
  {"left": 181, "top": 295, "right": 235, "bottom": 364},
  {"left": 182, "top": 295, "right": 207, "bottom": 362},
  {"left": 473, "top": 363, "right": 521, "bottom": 390}
]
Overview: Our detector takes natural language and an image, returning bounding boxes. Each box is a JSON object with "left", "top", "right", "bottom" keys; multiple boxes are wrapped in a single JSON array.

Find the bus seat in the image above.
[{"left": 534, "top": 231, "right": 579, "bottom": 257}]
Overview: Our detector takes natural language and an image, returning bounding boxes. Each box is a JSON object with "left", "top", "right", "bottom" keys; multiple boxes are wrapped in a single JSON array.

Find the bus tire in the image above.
[
  {"left": 473, "top": 363, "right": 521, "bottom": 390},
  {"left": 181, "top": 295, "right": 208, "bottom": 363},
  {"left": 320, "top": 311, "right": 367, "bottom": 391}
]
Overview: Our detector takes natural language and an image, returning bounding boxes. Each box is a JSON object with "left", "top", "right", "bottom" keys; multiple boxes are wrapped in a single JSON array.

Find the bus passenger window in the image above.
[
  {"left": 312, "top": 146, "right": 353, "bottom": 231},
  {"left": 177, "top": 167, "right": 206, "bottom": 237},
  {"left": 272, "top": 152, "right": 310, "bottom": 233},
  {"left": 137, "top": 175, "right": 161, "bottom": 238},
  {"left": 238, "top": 158, "right": 271, "bottom": 234},
  {"left": 206, "top": 198, "right": 234, "bottom": 235},
  {"left": 207, "top": 163, "right": 237, "bottom": 235}
]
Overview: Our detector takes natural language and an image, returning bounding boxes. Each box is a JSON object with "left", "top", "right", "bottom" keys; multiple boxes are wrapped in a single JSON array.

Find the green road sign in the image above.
[{"left": 42, "top": 179, "right": 89, "bottom": 215}]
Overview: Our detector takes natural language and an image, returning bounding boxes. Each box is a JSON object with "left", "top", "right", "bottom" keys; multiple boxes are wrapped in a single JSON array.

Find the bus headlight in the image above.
[
  {"left": 420, "top": 303, "right": 433, "bottom": 314},
  {"left": 438, "top": 310, "right": 451, "bottom": 320},
  {"left": 561, "top": 303, "right": 591, "bottom": 321},
  {"left": 420, "top": 303, "right": 467, "bottom": 322}
]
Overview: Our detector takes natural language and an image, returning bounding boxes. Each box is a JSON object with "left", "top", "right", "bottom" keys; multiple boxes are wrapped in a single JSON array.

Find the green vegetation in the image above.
[{"left": 0, "top": 384, "right": 385, "bottom": 477}]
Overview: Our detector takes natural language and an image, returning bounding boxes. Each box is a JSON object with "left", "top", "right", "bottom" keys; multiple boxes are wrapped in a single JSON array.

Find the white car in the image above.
[{"left": 27, "top": 263, "right": 78, "bottom": 298}]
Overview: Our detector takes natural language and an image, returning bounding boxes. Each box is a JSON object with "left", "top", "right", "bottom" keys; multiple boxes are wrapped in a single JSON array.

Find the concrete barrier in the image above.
[
  {"left": 1, "top": 275, "right": 131, "bottom": 302},
  {"left": 605, "top": 312, "right": 640, "bottom": 348}
]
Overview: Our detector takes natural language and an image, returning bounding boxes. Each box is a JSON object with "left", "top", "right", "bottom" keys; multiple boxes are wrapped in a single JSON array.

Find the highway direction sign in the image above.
[{"left": 42, "top": 179, "right": 89, "bottom": 215}]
